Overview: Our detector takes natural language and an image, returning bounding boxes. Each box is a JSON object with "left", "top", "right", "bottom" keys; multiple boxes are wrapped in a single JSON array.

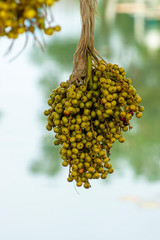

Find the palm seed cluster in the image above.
[
  {"left": 44, "top": 61, "right": 144, "bottom": 189},
  {"left": 0, "top": 0, "right": 60, "bottom": 39}
]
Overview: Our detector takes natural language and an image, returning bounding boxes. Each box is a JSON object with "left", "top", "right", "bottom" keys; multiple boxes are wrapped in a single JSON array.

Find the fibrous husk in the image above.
[{"left": 68, "top": 0, "right": 103, "bottom": 85}]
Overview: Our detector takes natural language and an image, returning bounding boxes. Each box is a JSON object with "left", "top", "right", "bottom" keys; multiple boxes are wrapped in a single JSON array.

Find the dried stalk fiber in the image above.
[{"left": 69, "top": 0, "right": 98, "bottom": 85}]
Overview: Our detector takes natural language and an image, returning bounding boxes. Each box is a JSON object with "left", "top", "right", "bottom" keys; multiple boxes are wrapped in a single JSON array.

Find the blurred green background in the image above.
[
  {"left": 31, "top": 0, "right": 160, "bottom": 182},
  {"left": 0, "top": 1, "right": 160, "bottom": 240}
]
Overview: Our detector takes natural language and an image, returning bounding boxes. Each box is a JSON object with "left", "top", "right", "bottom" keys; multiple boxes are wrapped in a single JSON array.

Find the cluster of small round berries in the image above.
[
  {"left": 0, "top": 0, "right": 60, "bottom": 39},
  {"left": 44, "top": 61, "right": 144, "bottom": 189}
]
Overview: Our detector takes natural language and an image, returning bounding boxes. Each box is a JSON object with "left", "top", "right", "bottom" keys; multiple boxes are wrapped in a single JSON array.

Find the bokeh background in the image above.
[{"left": 0, "top": 0, "right": 160, "bottom": 239}]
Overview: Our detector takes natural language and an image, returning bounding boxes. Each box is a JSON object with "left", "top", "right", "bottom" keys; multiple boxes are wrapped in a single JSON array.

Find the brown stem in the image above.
[{"left": 68, "top": 0, "right": 98, "bottom": 85}]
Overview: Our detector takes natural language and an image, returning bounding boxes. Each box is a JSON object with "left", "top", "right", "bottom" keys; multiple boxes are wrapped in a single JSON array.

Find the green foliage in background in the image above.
[{"left": 31, "top": 5, "right": 160, "bottom": 182}]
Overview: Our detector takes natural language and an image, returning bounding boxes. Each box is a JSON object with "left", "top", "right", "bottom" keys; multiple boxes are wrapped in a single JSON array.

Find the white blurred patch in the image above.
[{"left": 145, "top": 29, "right": 160, "bottom": 50}]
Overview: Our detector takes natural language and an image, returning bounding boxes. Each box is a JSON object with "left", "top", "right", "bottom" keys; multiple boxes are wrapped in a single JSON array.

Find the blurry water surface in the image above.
[{"left": 0, "top": 1, "right": 160, "bottom": 240}]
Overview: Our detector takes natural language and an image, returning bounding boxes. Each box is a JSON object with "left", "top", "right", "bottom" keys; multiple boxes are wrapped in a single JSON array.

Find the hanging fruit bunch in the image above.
[
  {"left": 0, "top": 0, "right": 60, "bottom": 41},
  {"left": 44, "top": 0, "right": 144, "bottom": 189}
]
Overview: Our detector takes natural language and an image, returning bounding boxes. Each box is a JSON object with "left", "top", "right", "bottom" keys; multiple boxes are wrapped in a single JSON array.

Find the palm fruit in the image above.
[
  {"left": 44, "top": 61, "right": 144, "bottom": 189},
  {"left": 0, "top": 0, "right": 60, "bottom": 40}
]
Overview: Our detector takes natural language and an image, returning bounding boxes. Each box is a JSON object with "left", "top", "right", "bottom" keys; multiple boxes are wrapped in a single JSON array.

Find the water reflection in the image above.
[
  {"left": 0, "top": 111, "right": 2, "bottom": 120},
  {"left": 120, "top": 195, "right": 160, "bottom": 209},
  {"left": 31, "top": 4, "right": 160, "bottom": 181},
  {"left": 31, "top": 135, "right": 61, "bottom": 176}
]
